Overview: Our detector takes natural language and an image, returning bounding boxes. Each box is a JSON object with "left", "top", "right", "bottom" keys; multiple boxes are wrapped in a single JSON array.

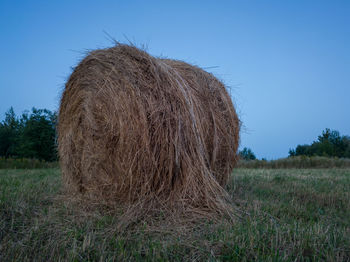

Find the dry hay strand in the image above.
[{"left": 58, "top": 44, "right": 240, "bottom": 227}]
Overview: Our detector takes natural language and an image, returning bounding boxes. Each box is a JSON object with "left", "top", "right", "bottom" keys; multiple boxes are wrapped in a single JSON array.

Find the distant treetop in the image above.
[
  {"left": 239, "top": 147, "right": 256, "bottom": 161},
  {"left": 289, "top": 128, "right": 350, "bottom": 158}
]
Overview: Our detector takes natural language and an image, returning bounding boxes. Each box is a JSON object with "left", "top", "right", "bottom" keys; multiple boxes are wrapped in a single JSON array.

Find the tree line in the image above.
[
  {"left": 289, "top": 128, "right": 350, "bottom": 158},
  {"left": 0, "top": 107, "right": 57, "bottom": 161},
  {"left": 238, "top": 128, "right": 350, "bottom": 160}
]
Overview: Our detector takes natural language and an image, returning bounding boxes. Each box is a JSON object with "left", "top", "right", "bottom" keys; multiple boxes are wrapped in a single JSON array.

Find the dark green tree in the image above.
[
  {"left": 295, "top": 144, "right": 311, "bottom": 156},
  {"left": 0, "top": 107, "right": 20, "bottom": 157},
  {"left": 0, "top": 107, "right": 57, "bottom": 161},
  {"left": 344, "top": 136, "right": 350, "bottom": 158},
  {"left": 16, "top": 108, "right": 57, "bottom": 161},
  {"left": 239, "top": 147, "right": 256, "bottom": 160},
  {"left": 288, "top": 148, "right": 296, "bottom": 157}
]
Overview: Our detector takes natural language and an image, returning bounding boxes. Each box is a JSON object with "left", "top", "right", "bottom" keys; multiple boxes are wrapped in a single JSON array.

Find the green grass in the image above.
[
  {"left": 0, "top": 157, "right": 58, "bottom": 169},
  {"left": 1, "top": 168, "right": 349, "bottom": 261},
  {"left": 237, "top": 156, "right": 350, "bottom": 168}
]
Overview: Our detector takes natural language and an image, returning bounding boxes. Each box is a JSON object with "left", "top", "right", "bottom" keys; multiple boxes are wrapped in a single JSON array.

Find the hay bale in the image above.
[
  {"left": 58, "top": 44, "right": 240, "bottom": 221},
  {"left": 161, "top": 59, "right": 240, "bottom": 186}
]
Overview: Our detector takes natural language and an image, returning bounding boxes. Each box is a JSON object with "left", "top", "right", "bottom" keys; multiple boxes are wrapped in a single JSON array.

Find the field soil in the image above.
[{"left": 0, "top": 168, "right": 349, "bottom": 261}]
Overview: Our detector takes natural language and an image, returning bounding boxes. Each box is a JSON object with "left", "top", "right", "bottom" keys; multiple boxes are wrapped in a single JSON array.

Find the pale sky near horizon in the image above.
[{"left": 0, "top": 0, "right": 349, "bottom": 159}]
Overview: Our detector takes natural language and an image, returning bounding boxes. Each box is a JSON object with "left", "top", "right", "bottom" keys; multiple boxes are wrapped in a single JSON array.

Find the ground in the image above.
[{"left": 0, "top": 168, "right": 349, "bottom": 261}]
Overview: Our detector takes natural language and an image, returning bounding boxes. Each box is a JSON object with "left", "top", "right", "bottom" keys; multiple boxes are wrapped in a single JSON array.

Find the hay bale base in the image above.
[{"left": 58, "top": 44, "right": 240, "bottom": 226}]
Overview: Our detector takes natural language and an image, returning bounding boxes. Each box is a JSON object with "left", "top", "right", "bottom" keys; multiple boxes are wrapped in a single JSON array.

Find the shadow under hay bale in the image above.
[{"left": 58, "top": 44, "right": 240, "bottom": 226}]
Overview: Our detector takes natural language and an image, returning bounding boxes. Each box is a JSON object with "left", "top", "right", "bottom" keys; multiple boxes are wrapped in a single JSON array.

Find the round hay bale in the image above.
[
  {"left": 161, "top": 59, "right": 240, "bottom": 186},
  {"left": 58, "top": 44, "right": 240, "bottom": 220}
]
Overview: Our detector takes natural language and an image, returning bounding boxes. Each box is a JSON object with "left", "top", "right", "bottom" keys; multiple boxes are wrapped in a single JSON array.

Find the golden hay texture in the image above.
[{"left": 58, "top": 44, "right": 240, "bottom": 223}]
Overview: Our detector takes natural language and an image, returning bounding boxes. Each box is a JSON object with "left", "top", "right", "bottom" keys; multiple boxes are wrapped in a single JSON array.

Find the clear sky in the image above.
[{"left": 0, "top": 0, "right": 349, "bottom": 159}]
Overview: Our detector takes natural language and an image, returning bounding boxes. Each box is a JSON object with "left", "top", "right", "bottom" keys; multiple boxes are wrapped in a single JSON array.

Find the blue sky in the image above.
[{"left": 0, "top": 0, "right": 349, "bottom": 159}]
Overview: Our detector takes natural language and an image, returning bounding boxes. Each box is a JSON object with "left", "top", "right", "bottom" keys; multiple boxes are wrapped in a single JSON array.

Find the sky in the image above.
[{"left": 0, "top": 0, "right": 349, "bottom": 159}]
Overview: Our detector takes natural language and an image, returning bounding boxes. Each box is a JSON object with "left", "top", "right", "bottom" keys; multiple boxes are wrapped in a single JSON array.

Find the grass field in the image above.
[{"left": 1, "top": 168, "right": 349, "bottom": 261}]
